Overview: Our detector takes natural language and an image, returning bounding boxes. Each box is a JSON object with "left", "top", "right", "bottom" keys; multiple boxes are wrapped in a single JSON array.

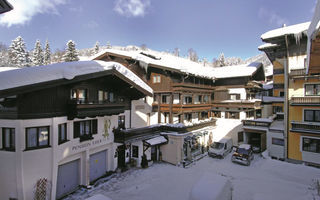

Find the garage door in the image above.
[
  {"left": 90, "top": 150, "right": 107, "bottom": 182},
  {"left": 56, "top": 159, "right": 80, "bottom": 199}
]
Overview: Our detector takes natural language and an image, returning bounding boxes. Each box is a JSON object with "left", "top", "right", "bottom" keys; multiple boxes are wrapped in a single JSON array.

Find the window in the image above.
[
  {"left": 184, "top": 96, "right": 192, "bottom": 104},
  {"left": 302, "top": 137, "right": 320, "bottom": 153},
  {"left": 132, "top": 145, "right": 139, "bottom": 158},
  {"left": 203, "top": 95, "right": 209, "bottom": 103},
  {"left": 184, "top": 113, "right": 192, "bottom": 122},
  {"left": 152, "top": 75, "right": 161, "bottom": 83},
  {"left": 98, "top": 90, "right": 108, "bottom": 102},
  {"left": 162, "top": 95, "right": 167, "bottom": 103},
  {"left": 230, "top": 94, "right": 240, "bottom": 100},
  {"left": 2, "top": 128, "right": 15, "bottom": 151},
  {"left": 212, "top": 111, "right": 221, "bottom": 118},
  {"left": 71, "top": 89, "right": 87, "bottom": 102},
  {"left": 273, "top": 106, "right": 283, "bottom": 114},
  {"left": 238, "top": 131, "right": 244, "bottom": 143},
  {"left": 272, "top": 138, "right": 284, "bottom": 146},
  {"left": 118, "top": 115, "right": 125, "bottom": 129},
  {"left": 304, "top": 110, "right": 320, "bottom": 122},
  {"left": 58, "top": 123, "right": 68, "bottom": 145},
  {"left": 74, "top": 119, "right": 97, "bottom": 141},
  {"left": 279, "top": 91, "right": 284, "bottom": 97},
  {"left": 109, "top": 92, "right": 114, "bottom": 102},
  {"left": 226, "top": 112, "right": 239, "bottom": 119},
  {"left": 26, "top": 126, "right": 50, "bottom": 150},
  {"left": 305, "top": 84, "right": 320, "bottom": 96}
]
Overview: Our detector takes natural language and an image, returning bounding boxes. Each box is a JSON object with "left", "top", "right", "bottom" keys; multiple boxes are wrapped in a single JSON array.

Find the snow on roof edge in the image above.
[
  {"left": 261, "top": 22, "right": 310, "bottom": 41},
  {"left": 0, "top": 61, "right": 153, "bottom": 95}
]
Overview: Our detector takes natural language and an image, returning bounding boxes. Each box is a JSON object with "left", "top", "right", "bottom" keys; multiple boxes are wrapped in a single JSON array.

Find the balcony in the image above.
[
  {"left": 172, "top": 82, "right": 215, "bottom": 92},
  {"left": 289, "top": 68, "right": 306, "bottom": 77},
  {"left": 290, "top": 97, "right": 320, "bottom": 106},
  {"left": 67, "top": 99, "right": 129, "bottom": 120},
  {"left": 290, "top": 121, "right": 320, "bottom": 134},
  {"left": 185, "top": 118, "right": 216, "bottom": 132},
  {"left": 242, "top": 119, "right": 272, "bottom": 128},
  {"left": 212, "top": 100, "right": 261, "bottom": 109}
]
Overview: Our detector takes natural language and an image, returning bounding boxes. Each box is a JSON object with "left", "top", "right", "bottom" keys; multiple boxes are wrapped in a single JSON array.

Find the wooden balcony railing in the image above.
[
  {"left": 291, "top": 121, "right": 320, "bottom": 134},
  {"left": 242, "top": 120, "right": 271, "bottom": 127},
  {"left": 289, "top": 68, "right": 306, "bottom": 77},
  {"left": 290, "top": 97, "right": 320, "bottom": 105}
]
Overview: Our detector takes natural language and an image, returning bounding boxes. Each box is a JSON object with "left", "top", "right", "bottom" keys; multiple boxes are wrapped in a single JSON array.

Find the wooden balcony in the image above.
[
  {"left": 172, "top": 82, "right": 214, "bottom": 93},
  {"left": 242, "top": 120, "right": 272, "bottom": 127},
  {"left": 212, "top": 100, "right": 261, "bottom": 109},
  {"left": 290, "top": 121, "right": 320, "bottom": 134},
  {"left": 67, "top": 100, "right": 129, "bottom": 120},
  {"left": 289, "top": 68, "right": 306, "bottom": 77},
  {"left": 290, "top": 97, "right": 320, "bottom": 105},
  {"left": 0, "top": 107, "right": 18, "bottom": 119},
  {"left": 152, "top": 103, "right": 212, "bottom": 113},
  {"left": 185, "top": 119, "right": 216, "bottom": 132}
]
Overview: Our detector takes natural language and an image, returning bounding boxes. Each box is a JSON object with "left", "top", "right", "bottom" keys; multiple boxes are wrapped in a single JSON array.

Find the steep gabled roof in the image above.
[
  {"left": 211, "top": 62, "right": 263, "bottom": 79},
  {"left": 0, "top": 61, "right": 153, "bottom": 97}
]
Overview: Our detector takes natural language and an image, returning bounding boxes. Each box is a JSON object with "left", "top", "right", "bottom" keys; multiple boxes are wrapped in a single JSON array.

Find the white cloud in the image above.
[
  {"left": 0, "top": 0, "right": 67, "bottom": 27},
  {"left": 114, "top": 0, "right": 150, "bottom": 17},
  {"left": 258, "top": 7, "right": 289, "bottom": 27}
]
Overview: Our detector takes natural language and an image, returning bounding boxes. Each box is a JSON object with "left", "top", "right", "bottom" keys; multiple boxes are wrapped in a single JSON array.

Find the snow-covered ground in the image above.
[{"left": 64, "top": 153, "right": 320, "bottom": 200}]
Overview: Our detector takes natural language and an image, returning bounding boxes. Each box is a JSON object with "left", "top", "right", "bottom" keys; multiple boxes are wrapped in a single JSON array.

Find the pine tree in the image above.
[
  {"left": 187, "top": 48, "right": 198, "bottom": 62},
  {"left": 63, "top": 40, "right": 79, "bottom": 62},
  {"left": 32, "top": 40, "right": 43, "bottom": 66},
  {"left": 217, "top": 53, "right": 226, "bottom": 67},
  {"left": 94, "top": 41, "right": 99, "bottom": 54},
  {"left": 8, "top": 36, "right": 29, "bottom": 67},
  {"left": 44, "top": 40, "right": 51, "bottom": 65}
]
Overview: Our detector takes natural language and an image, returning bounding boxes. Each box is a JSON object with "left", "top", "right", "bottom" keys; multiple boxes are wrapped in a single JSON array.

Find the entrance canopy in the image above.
[{"left": 145, "top": 136, "right": 168, "bottom": 146}]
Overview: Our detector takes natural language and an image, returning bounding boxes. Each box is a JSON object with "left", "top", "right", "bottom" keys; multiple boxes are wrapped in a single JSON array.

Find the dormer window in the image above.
[{"left": 71, "top": 89, "right": 87, "bottom": 103}]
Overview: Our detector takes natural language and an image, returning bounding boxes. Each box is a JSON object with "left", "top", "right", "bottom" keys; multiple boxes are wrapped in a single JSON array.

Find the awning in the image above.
[{"left": 145, "top": 136, "right": 167, "bottom": 146}]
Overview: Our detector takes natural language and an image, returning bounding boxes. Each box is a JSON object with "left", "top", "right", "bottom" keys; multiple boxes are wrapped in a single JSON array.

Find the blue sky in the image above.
[{"left": 0, "top": 0, "right": 316, "bottom": 61}]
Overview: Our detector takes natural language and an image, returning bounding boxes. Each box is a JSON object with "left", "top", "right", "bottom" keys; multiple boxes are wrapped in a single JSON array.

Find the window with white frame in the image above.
[
  {"left": 2, "top": 128, "right": 15, "bottom": 151},
  {"left": 305, "top": 84, "right": 320, "bottom": 96},
  {"left": 302, "top": 137, "right": 320, "bottom": 153}
]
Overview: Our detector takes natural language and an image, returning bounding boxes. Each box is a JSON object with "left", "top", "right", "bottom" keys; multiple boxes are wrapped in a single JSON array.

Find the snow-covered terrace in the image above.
[{"left": 0, "top": 61, "right": 153, "bottom": 95}]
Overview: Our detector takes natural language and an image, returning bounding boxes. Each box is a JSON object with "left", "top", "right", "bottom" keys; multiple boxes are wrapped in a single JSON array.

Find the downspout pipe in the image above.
[{"left": 284, "top": 34, "right": 290, "bottom": 160}]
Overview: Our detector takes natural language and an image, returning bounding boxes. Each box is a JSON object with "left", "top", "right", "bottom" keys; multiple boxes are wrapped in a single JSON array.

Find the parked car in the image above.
[
  {"left": 208, "top": 138, "right": 233, "bottom": 158},
  {"left": 231, "top": 144, "right": 254, "bottom": 166}
]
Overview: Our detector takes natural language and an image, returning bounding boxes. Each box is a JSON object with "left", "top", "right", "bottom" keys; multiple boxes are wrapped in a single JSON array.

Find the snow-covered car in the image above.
[
  {"left": 231, "top": 144, "right": 254, "bottom": 166},
  {"left": 208, "top": 138, "right": 233, "bottom": 158}
]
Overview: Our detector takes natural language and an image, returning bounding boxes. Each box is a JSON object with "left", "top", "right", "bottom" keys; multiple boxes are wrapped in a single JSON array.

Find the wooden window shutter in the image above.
[
  {"left": 92, "top": 119, "right": 98, "bottom": 134},
  {"left": 74, "top": 121, "right": 80, "bottom": 138}
]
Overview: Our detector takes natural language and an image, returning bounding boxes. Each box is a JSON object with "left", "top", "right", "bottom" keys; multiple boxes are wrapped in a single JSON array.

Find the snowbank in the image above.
[
  {"left": 189, "top": 173, "right": 232, "bottom": 200},
  {"left": 0, "top": 61, "right": 153, "bottom": 95}
]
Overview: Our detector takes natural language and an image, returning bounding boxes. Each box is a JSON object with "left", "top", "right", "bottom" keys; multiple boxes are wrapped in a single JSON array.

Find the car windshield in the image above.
[
  {"left": 236, "top": 148, "right": 249, "bottom": 155},
  {"left": 211, "top": 142, "right": 224, "bottom": 149}
]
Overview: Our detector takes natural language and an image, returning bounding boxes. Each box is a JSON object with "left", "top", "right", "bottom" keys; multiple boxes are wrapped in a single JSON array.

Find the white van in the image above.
[{"left": 208, "top": 138, "right": 233, "bottom": 158}]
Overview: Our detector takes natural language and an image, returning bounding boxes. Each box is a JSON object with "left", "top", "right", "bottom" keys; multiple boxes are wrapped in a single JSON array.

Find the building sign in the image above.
[{"left": 71, "top": 138, "right": 107, "bottom": 152}]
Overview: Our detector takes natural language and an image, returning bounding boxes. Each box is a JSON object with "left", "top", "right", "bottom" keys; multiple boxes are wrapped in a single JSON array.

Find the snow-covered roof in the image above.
[
  {"left": 0, "top": 67, "right": 19, "bottom": 72},
  {"left": 0, "top": 61, "right": 153, "bottom": 95},
  {"left": 92, "top": 49, "right": 217, "bottom": 79},
  {"left": 261, "top": 22, "right": 310, "bottom": 40},
  {"left": 211, "top": 62, "right": 262, "bottom": 79},
  {"left": 145, "top": 136, "right": 167, "bottom": 146},
  {"left": 269, "top": 120, "right": 284, "bottom": 131}
]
